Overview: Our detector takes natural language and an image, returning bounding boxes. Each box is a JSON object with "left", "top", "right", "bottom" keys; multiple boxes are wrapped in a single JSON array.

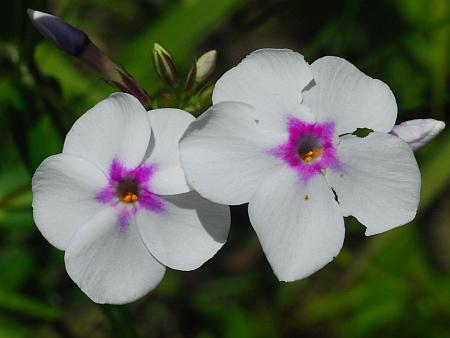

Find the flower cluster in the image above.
[{"left": 32, "top": 48, "right": 445, "bottom": 303}]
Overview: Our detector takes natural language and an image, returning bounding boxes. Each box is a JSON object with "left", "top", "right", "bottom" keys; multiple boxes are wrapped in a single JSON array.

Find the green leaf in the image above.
[{"left": 0, "top": 288, "right": 61, "bottom": 321}]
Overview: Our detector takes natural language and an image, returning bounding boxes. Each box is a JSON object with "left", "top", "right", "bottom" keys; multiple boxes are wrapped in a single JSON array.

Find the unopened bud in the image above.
[
  {"left": 152, "top": 43, "right": 179, "bottom": 88},
  {"left": 390, "top": 119, "right": 446, "bottom": 151},
  {"left": 28, "top": 9, "right": 151, "bottom": 108},
  {"left": 185, "top": 58, "right": 197, "bottom": 92},
  {"left": 199, "top": 84, "right": 214, "bottom": 106},
  {"left": 194, "top": 50, "right": 217, "bottom": 86},
  {"left": 28, "top": 9, "right": 88, "bottom": 56}
]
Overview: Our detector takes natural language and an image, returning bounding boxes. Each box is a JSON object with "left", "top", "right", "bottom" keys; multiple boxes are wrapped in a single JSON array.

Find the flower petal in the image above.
[
  {"left": 248, "top": 166, "right": 345, "bottom": 281},
  {"left": 144, "top": 108, "right": 195, "bottom": 195},
  {"left": 32, "top": 154, "right": 108, "bottom": 250},
  {"left": 326, "top": 132, "right": 421, "bottom": 235},
  {"left": 180, "top": 101, "right": 285, "bottom": 205},
  {"left": 136, "top": 191, "right": 230, "bottom": 271},
  {"left": 63, "top": 93, "right": 151, "bottom": 174},
  {"left": 65, "top": 208, "right": 165, "bottom": 304},
  {"left": 390, "top": 119, "right": 446, "bottom": 151},
  {"left": 303, "top": 56, "right": 397, "bottom": 135},
  {"left": 213, "top": 49, "right": 314, "bottom": 125}
]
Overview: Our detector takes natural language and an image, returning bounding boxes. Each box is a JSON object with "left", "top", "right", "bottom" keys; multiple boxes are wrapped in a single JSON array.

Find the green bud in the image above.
[
  {"left": 185, "top": 58, "right": 197, "bottom": 92},
  {"left": 195, "top": 50, "right": 217, "bottom": 87},
  {"left": 152, "top": 42, "right": 179, "bottom": 88},
  {"left": 183, "top": 105, "right": 197, "bottom": 114},
  {"left": 199, "top": 84, "right": 214, "bottom": 107}
]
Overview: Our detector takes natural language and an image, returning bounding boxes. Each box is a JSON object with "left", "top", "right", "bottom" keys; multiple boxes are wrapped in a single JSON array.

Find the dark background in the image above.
[{"left": 0, "top": 0, "right": 449, "bottom": 337}]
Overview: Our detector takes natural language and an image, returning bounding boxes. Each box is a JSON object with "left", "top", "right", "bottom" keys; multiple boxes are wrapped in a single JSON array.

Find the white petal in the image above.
[
  {"left": 390, "top": 119, "right": 446, "bottom": 151},
  {"left": 65, "top": 208, "right": 165, "bottom": 304},
  {"left": 303, "top": 56, "right": 397, "bottom": 135},
  {"left": 180, "top": 101, "right": 285, "bottom": 205},
  {"left": 248, "top": 166, "right": 345, "bottom": 281},
  {"left": 32, "top": 154, "right": 107, "bottom": 250},
  {"left": 136, "top": 191, "right": 230, "bottom": 271},
  {"left": 326, "top": 132, "right": 421, "bottom": 235},
  {"left": 213, "top": 49, "right": 315, "bottom": 127},
  {"left": 63, "top": 93, "right": 151, "bottom": 174},
  {"left": 144, "top": 108, "right": 195, "bottom": 195}
]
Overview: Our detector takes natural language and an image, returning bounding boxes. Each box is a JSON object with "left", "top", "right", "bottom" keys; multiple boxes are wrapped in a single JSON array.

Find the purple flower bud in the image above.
[
  {"left": 27, "top": 9, "right": 89, "bottom": 57},
  {"left": 28, "top": 9, "right": 151, "bottom": 108},
  {"left": 390, "top": 119, "right": 446, "bottom": 151}
]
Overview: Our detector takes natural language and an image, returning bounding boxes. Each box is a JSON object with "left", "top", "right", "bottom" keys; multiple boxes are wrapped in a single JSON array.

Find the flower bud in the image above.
[
  {"left": 28, "top": 9, "right": 151, "bottom": 108},
  {"left": 390, "top": 119, "right": 446, "bottom": 151},
  {"left": 194, "top": 50, "right": 217, "bottom": 87},
  {"left": 185, "top": 58, "right": 197, "bottom": 92},
  {"left": 27, "top": 9, "right": 88, "bottom": 56},
  {"left": 152, "top": 43, "right": 179, "bottom": 88},
  {"left": 198, "top": 84, "right": 214, "bottom": 107}
]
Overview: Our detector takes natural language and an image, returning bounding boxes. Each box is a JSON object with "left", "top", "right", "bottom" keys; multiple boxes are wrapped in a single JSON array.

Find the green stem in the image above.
[{"left": 100, "top": 304, "right": 141, "bottom": 338}]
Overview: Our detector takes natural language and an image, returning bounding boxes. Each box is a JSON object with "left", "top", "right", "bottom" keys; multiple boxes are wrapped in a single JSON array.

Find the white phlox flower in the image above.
[
  {"left": 32, "top": 93, "right": 230, "bottom": 304},
  {"left": 180, "top": 49, "right": 422, "bottom": 282}
]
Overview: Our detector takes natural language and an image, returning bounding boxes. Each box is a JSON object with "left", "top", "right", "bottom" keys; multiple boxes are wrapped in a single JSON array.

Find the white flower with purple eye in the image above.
[
  {"left": 32, "top": 93, "right": 230, "bottom": 304},
  {"left": 180, "top": 49, "right": 422, "bottom": 281}
]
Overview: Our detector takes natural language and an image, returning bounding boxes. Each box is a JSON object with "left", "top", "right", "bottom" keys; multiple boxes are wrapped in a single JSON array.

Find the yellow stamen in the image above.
[
  {"left": 122, "top": 192, "right": 139, "bottom": 203},
  {"left": 304, "top": 194, "right": 309, "bottom": 201},
  {"left": 301, "top": 148, "right": 323, "bottom": 162}
]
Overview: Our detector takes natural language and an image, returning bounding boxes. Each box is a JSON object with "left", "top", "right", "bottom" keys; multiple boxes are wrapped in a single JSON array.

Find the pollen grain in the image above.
[
  {"left": 122, "top": 192, "right": 139, "bottom": 203},
  {"left": 301, "top": 149, "right": 323, "bottom": 162}
]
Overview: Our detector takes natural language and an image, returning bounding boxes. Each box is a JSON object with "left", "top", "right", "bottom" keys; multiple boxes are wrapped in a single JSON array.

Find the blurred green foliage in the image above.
[{"left": 0, "top": 0, "right": 449, "bottom": 337}]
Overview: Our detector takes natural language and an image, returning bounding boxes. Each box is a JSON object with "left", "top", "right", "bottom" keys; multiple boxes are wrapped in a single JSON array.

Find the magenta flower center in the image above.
[
  {"left": 95, "top": 158, "right": 165, "bottom": 230},
  {"left": 116, "top": 178, "right": 140, "bottom": 203},
  {"left": 270, "top": 116, "right": 340, "bottom": 182},
  {"left": 296, "top": 134, "right": 324, "bottom": 163}
]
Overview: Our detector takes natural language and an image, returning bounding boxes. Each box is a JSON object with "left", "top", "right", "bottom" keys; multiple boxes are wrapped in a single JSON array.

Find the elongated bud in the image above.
[
  {"left": 152, "top": 43, "right": 179, "bottom": 88},
  {"left": 194, "top": 50, "right": 217, "bottom": 87},
  {"left": 390, "top": 119, "right": 446, "bottom": 151},
  {"left": 185, "top": 58, "right": 197, "bottom": 92},
  {"left": 27, "top": 9, "right": 88, "bottom": 56},
  {"left": 199, "top": 84, "right": 214, "bottom": 106},
  {"left": 28, "top": 9, "right": 151, "bottom": 108}
]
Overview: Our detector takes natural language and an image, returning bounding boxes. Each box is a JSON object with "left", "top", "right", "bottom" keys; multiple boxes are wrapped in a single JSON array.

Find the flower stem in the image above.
[{"left": 100, "top": 304, "right": 141, "bottom": 338}]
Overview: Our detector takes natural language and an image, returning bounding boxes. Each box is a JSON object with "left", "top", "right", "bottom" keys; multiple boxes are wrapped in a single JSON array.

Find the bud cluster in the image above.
[
  {"left": 151, "top": 42, "right": 217, "bottom": 113},
  {"left": 152, "top": 43, "right": 217, "bottom": 92}
]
